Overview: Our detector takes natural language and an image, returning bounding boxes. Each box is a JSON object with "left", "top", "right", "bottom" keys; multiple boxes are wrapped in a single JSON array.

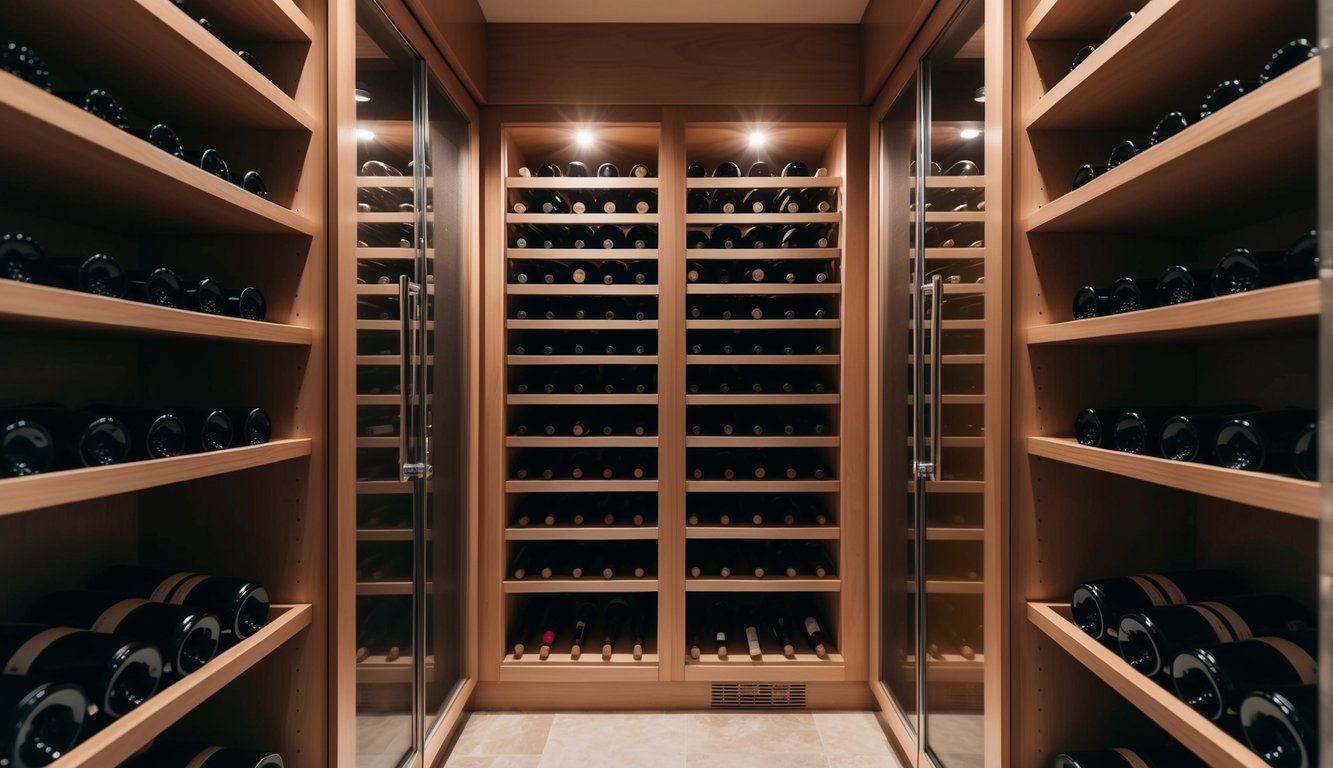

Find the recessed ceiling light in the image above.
[
  {"left": 354, "top": 80, "right": 371, "bottom": 103},
  {"left": 748, "top": 130, "right": 768, "bottom": 149},
  {"left": 356, "top": 128, "right": 376, "bottom": 141},
  {"left": 973, "top": 86, "right": 985, "bottom": 103},
  {"left": 960, "top": 127, "right": 982, "bottom": 140},
  {"left": 575, "top": 128, "right": 595, "bottom": 148}
]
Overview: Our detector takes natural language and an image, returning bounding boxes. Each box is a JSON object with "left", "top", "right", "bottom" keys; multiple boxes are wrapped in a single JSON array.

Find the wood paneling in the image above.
[
  {"left": 486, "top": 24, "right": 860, "bottom": 106},
  {"left": 859, "top": 0, "right": 940, "bottom": 103},
  {"left": 405, "top": 0, "right": 487, "bottom": 102}
]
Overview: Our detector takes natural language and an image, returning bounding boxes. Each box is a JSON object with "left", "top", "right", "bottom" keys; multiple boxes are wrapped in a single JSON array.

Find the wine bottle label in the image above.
[
  {"left": 1256, "top": 637, "right": 1318, "bottom": 684},
  {"left": 91, "top": 598, "right": 149, "bottom": 633},
  {"left": 150, "top": 571, "right": 198, "bottom": 602},
  {"left": 1196, "top": 601, "right": 1254, "bottom": 641},
  {"left": 1142, "top": 573, "right": 1187, "bottom": 604},
  {"left": 746, "top": 626, "right": 761, "bottom": 655},
  {"left": 1111, "top": 748, "right": 1150, "bottom": 768},
  {"left": 186, "top": 747, "right": 223, "bottom": 768},
  {"left": 804, "top": 617, "right": 822, "bottom": 636},
  {"left": 4, "top": 627, "right": 78, "bottom": 675},
  {"left": 715, "top": 632, "right": 726, "bottom": 642},
  {"left": 1126, "top": 575, "right": 1169, "bottom": 607},
  {"left": 170, "top": 574, "right": 212, "bottom": 605}
]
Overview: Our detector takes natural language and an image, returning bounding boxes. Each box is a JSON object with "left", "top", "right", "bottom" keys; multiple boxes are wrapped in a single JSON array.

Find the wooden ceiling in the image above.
[{"left": 476, "top": 0, "right": 871, "bottom": 24}]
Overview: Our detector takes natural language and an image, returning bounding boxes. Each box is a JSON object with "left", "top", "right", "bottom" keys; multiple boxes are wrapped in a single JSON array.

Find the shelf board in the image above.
[
  {"left": 508, "top": 355, "right": 660, "bottom": 366},
  {"left": 686, "top": 480, "right": 839, "bottom": 492},
  {"left": 357, "top": 247, "right": 417, "bottom": 259},
  {"left": 1024, "top": 0, "right": 1142, "bottom": 40},
  {"left": 358, "top": 212, "right": 414, "bottom": 224},
  {"left": 357, "top": 581, "right": 412, "bottom": 596},
  {"left": 506, "top": 283, "right": 660, "bottom": 295},
  {"left": 358, "top": 654, "right": 433, "bottom": 685},
  {"left": 1028, "top": 436, "right": 1317, "bottom": 519},
  {"left": 685, "top": 176, "right": 841, "bottom": 189},
  {"left": 908, "top": 436, "right": 986, "bottom": 448},
  {"left": 0, "top": 281, "right": 313, "bottom": 346},
  {"left": 908, "top": 480, "right": 986, "bottom": 494},
  {"left": 505, "top": 526, "right": 660, "bottom": 541},
  {"left": 507, "top": 394, "right": 658, "bottom": 405},
  {"left": 192, "top": 0, "right": 314, "bottom": 42},
  {"left": 356, "top": 437, "right": 396, "bottom": 448},
  {"left": 507, "top": 177, "right": 659, "bottom": 189},
  {"left": 1027, "top": 0, "right": 1309, "bottom": 130},
  {"left": 0, "top": 439, "right": 311, "bottom": 517},
  {"left": 1029, "top": 602, "right": 1269, "bottom": 768},
  {"left": 1027, "top": 58, "right": 1318, "bottom": 234},
  {"left": 685, "top": 436, "right": 839, "bottom": 448},
  {"left": 507, "top": 213, "right": 659, "bottom": 225},
  {"left": 925, "top": 247, "right": 988, "bottom": 261},
  {"left": 907, "top": 395, "right": 987, "bottom": 405},
  {"left": 356, "top": 176, "right": 414, "bottom": 188},
  {"left": 0, "top": 75, "right": 315, "bottom": 236},
  {"left": 356, "top": 528, "right": 412, "bottom": 542},
  {"left": 687, "top": 355, "right": 839, "bottom": 366},
  {"left": 684, "top": 654, "right": 845, "bottom": 682},
  {"left": 686, "top": 526, "right": 840, "bottom": 540},
  {"left": 686, "top": 248, "right": 838, "bottom": 260},
  {"left": 907, "top": 580, "right": 985, "bottom": 594},
  {"left": 1027, "top": 281, "right": 1319, "bottom": 345},
  {"left": 907, "top": 527, "right": 986, "bottom": 541},
  {"left": 909, "top": 354, "right": 986, "bottom": 365},
  {"left": 506, "top": 480, "right": 660, "bottom": 493},
  {"left": 906, "top": 652, "right": 986, "bottom": 684},
  {"left": 356, "top": 395, "right": 399, "bottom": 405},
  {"left": 912, "top": 176, "right": 987, "bottom": 189},
  {"left": 503, "top": 578, "right": 659, "bottom": 593},
  {"left": 687, "top": 319, "right": 841, "bottom": 330},
  {"left": 506, "top": 436, "right": 659, "bottom": 448},
  {"left": 685, "top": 213, "right": 841, "bottom": 225},
  {"left": 356, "top": 480, "right": 413, "bottom": 495},
  {"left": 500, "top": 655, "right": 660, "bottom": 682},
  {"left": 506, "top": 320, "right": 660, "bottom": 330},
  {"left": 507, "top": 248, "right": 659, "bottom": 260},
  {"left": 686, "top": 578, "right": 839, "bottom": 592},
  {"left": 687, "top": 284, "right": 840, "bottom": 295},
  {"left": 911, "top": 319, "right": 985, "bottom": 331},
  {"left": 6, "top": 2, "right": 313, "bottom": 131},
  {"left": 687, "top": 394, "right": 839, "bottom": 405},
  {"left": 54, "top": 604, "right": 311, "bottom": 768},
  {"left": 910, "top": 212, "right": 986, "bottom": 223}
]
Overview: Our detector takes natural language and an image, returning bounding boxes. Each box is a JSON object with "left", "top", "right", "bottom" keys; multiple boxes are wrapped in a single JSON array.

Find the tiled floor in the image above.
[{"left": 442, "top": 711, "right": 904, "bottom": 768}]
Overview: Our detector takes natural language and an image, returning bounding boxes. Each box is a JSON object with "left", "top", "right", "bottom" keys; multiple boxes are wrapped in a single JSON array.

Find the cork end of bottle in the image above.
[
  {"left": 602, "top": 643, "right": 614, "bottom": 660},
  {"left": 633, "top": 643, "right": 643, "bottom": 660},
  {"left": 356, "top": 647, "right": 369, "bottom": 662},
  {"left": 539, "top": 645, "right": 551, "bottom": 661},
  {"left": 571, "top": 644, "right": 582, "bottom": 660},
  {"left": 814, "top": 644, "right": 828, "bottom": 659},
  {"left": 783, "top": 644, "right": 796, "bottom": 659},
  {"left": 513, "top": 643, "right": 525, "bottom": 659},
  {"left": 540, "top": 567, "right": 553, "bottom": 579},
  {"left": 718, "top": 646, "right": 728, "bottom": 660}
]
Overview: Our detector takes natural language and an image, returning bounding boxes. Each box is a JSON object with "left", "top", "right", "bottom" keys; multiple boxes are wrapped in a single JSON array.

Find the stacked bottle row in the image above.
[
  {"left": 508, "top": 541, "right": 657, "bottom": 582},
  {"left": 507, "top": 595, "right": 655, "bottom": 661},
  {"left": 510, "top": 493, "right": 656, "bottom": 529},
  {"left": 0, "top": 567, "right": 270, "bottom": 764},
  {"left": 1069, "top": 569, "right": 1317, "bottom": 764},
  {"left": 685, "top": 595, "right": 836, "bottom": 661},
  {"left": 685, "top": 541, "right": 836, "bottom": 581}
]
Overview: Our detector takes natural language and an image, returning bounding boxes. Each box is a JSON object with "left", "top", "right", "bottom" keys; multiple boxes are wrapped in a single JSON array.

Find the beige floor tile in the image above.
[
  {"left": 450, "top": 713, "right": 555, "bottom": 756},
  {"left": 540, "top": 713, "right": 686, "bottom": 760},
  {"left": 684, "top": 712, "right": 823, "bottom": 755},
  {"left": 445, "top": 758, "right": 544, "bottom": 768},
  {"left": 812, "top": 712, "right": 893, "bottom": 756},
  {"left": 827, "top": 755, "right": 905, "bottom": 768},
  {"left": 686, "top": 751, "right": 829, "bottom": 768}
]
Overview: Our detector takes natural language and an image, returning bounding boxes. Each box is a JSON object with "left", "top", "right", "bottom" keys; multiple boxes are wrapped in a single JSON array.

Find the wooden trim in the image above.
[
  {"left": 423, "top": 678, "right": 477, "bottom": 768},
  {"left": 474, "top": 681, "right": 874, "bottom": 710}
]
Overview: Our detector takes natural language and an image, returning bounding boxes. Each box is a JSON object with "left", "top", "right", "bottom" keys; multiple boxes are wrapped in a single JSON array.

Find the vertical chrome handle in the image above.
[
  {"left": 398, "top": 275, "right": 426, "bottom": 480},
  {"left": 928, "top": 274, "right": 943, "bottom": 482}
]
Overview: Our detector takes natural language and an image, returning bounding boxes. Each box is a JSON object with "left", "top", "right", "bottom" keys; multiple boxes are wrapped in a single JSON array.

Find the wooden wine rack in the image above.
[
  {"left": 0, "top": 0, "right": 326, "bottom": 762},
  {"left": 1011, "top": 0, "right": 1320, "bottom": 764}
]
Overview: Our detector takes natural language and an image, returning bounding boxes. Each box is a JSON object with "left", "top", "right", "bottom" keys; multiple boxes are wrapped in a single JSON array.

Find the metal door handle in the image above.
[{"left": 398, "top": 276, "right": 427, "bottom": 480}]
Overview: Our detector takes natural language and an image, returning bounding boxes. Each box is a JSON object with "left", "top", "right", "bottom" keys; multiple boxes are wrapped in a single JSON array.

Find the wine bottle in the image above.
[
  {"left": 741, "top": 605, "right": 763, "bottom": 659},
  {"left": 1112, "top": 405, "right": 1211, "bottom": 455},
  {"left": 88, "top": 406, "right": 187, "bottom": 460},
  {"left": 627, "top": 189, "right": 657, "bottom": 214},
  {"left": 87, "top": 567, "right": 270, "bottom": 648},
  {"left": 1075, "top": 406, "right": 1128, "bottom": 447},
  {"left": 628, "top": 163, "right": 652, "bottom": 178},
  {"left": 708, "top": 225, "right": 743, "bottom": 249},
  {"left": 183, "top": 277, "right": 227, "bottom": 315},
  {"left": 1053, "top": 748, "right": 1207, "bottom": 768},
  {"left": 1118, "top": 595, "right": 1313, "bottom": 677},
  {"left": 713, "top": 162, "right": 741, "bottom": 178},
  {"left": 1069, "top": 569, "right": 1247, "bottom": 645},
  {"left": 1157, "top": 406, "right": 1259, "bottom": 463},
  {"left": 593, "top": 226, "right": 626, "bottom": 250},
  {"left": 529, "top": 190, "right": 570, "bottom": 215},
  {"left": 597, "top": 163, "right": 620, "bottom": 179},
  {"left": 1212, "top": 231, "right": 1319, "bottom": 294},
  {"left": 169, "top": 407, "right": 234, "bottom": 453},
  {"left": 1239, "top": 685, "right": 1318, "bottom": 767},
  {"left": 0, "top": 407, "right": 130, "bottom": 469},
  {"left": 224, "top": 407, "right": 272, "bottom": 446},
  {"left": 226, "top": 170, "right": 268, "bottom": 199},
  {"left": 686, "top": 230, "right": 709, "bottom": 249},
  {"left": 626, "top": 226, "right": 657, "bottom": 250},
  {"left": 766, "top": 600, "right": 797, "bottom": 658},
  {"left": 0, "top": 412, "right": 54, "bottom": 478},
  {"left": 780, "top": 224, "right": 832, "bottom": 249},
  {"left": 686, "top": 163, "right": 707, "bottom": 178},
  {"left": 711, "top": 600, "right": 732, "bottom": 660},
  {"left": 0, "top": 43, "right": 51, "bottom": 91},
  {"left": 28, "top": 590, "right": 220, "bottom": 680},
  {"left": 630, "top": 599, "right": 649, "bottom": 661},
  {"left": 709, "top": 188, "right": 741, "bottom": 215},
  {"left": 224, "top": 286, "right": 266, "bottom": 320},
  {"left": 0, "top": 624, "right": 162, "bottom": 719},
  {"left": 1261, "top": 39, "right": 1318, "bottom": 84},
  {"left": 781, "top": 161, "right": 810, "bottom": 178},
  {"left": 1214, "top": 409, "right": 1319, "bottom": 474},
  {"left": 183, "top": 147, "right": 229, "bottom": 180},
  {"left": 801, "top": 606, "right": 830, "bottom": 659},
  {"left": 131, "top": 122, "right": 185, "bottom": 158},
  {"left": 1171, "top": 629, "right": 1317, "bottom": 721},
  {"left": 0, "top": 676, "right": 87, "bottom": 766},
  {"left": 1071, "top": 164, "right": 1108, "bottom": 190},
  {"left": 1292, "top": 421, "right": 1316, "bottom": 481},
  {"left": 123, "top": 267, "right": 183, "bottom": 308},
  {"left": 59, "top": 89, "right": 129, "bottom": 130},
  {"left": 741, "top": 188, "right": 775, "bottom": 214},
  {"left": 687, "top": 190, "right": 711, "bottom": 214},
  {"left": 1154, "top": 265, "right": 1212, "bottom": 306},
  {"left": 569, "top": 602, "right": 596, "bottom": 660},
  {"left": 531, "top": 598, "right": 559, "bottom": 661},
  {"left": 124, "top": 744, "right": 285, "bottom": 768}
]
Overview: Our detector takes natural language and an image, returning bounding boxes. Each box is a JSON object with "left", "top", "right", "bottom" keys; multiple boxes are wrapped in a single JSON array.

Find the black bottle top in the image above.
[
  {"left": 713, "top": 162, "right": 741, "bottom": 178},
  {"left": 1, "top": 42, "right": 51, "bottom": 91},
  {"left": 596, "top": 163, "right": 620, "bottom": 178},
  {"left": 566, "top": 161, "right": 589, "bottom": 177},
  {"left": 1261, "top": 39, "right": 1317, "bottom": 84}
]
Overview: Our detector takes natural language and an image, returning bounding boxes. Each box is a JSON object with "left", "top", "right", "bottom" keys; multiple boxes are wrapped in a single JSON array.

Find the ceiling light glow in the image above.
[
  {"left": 575, "top": 129, "right": 595, "bottom": 149},
  {"left": 748, "top": 130, "right": 768, "bottom": 149},
  {"left": 356, "top": 128, "right": 376, "bottom": 141},
  {"left": 960, "top": 127, "right": 982, "bottom": 140}
]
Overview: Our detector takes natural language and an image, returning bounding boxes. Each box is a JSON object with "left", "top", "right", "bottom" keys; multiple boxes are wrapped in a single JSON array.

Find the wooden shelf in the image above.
[
  {"left": 506, "top": 248, "right": 660, "bottom": 260},
  {"left": 357, "top": 247, "right": 417, "bottom": 259},
  {"left": 686, "top": 248, "right": 838, "bottom": 260},
  {"left": 912, "top": 177, "right": 987, "bottom": 189},
  {"left": 506, "top": 436, "right": 659, "bottom": 448},
  {"left": 907, "top": 580, "right": 985, "bottom": 595},
  {"left": 1028, "top": 436, "right": 1318, "bottom": 519},
  {"left": 687, "top": 283, "right": 840, "bottom": 295},
  {"left": 925, "top": 247, "right": 988, "bottom": 260},
  {"left": 54, "top": 604, "right": 312, "bottom": 768},
  {"left": 907, "top": 653, "right": 986, "bottom": 684},
  {"left": 356, "top": 528, "right": 413, "bottom": 542},
  {"left": 907, "top": 395, "right": 987, "bottom": 405},
  {"left": 356, "top": 437, "right": 396, "bottom": 449},
  {"left": 356, "top": 176, "right": 414, "bottom": 188},
  {"left": 1027, "top": 58, "right": 1318, "bottom": 234},
  {"left": 910, "top": 212, "right": 986, "bottom": 223},
  {"left": 687, "top": 355, "right": 839, "bottom": 366},
  {"left": 506, "top": 526, "right": 660, "bottom": 541},
  {"left": 685, "top": 436, "right": 839, "bottom": 448},
  {"left": 358, "top": 654, "right": 433, "bottom": 685},
  {"left": 909, "top": 480, "right": 986, "bottom": 494},
  {"left": 1027, "top": 0, "right": 1308, "bottom": 130},
  {"left": 356, "top": 480, "right": 413, "bottom": 495},
  {"left": 500, "top": 653, "right": 660, "bottom": 683},
  {"left": 506, "top": 283, "right": 660, "bottom": 295},
  {"left": 685, "top": 213, "right": 841, "bottom": 225},
  {"left": 192, "top": 0, "right": 315, "bottom": 43},
  {"left": 5, "top": 3, "right": 313, "bottom": 131},
  {"left": 504, "top": 578, "right": 659, "bottom": 593},
  {"left": 0, "top": 75, "right": 316, "bottom": 236},
  {"left": 506, "top": 320, "right": 659, "bottom": 330},
  {"left": 358, "top": 211, "right": 415, "bottom": 224},
  {"left": 357, "top": 581, "right": 413, "bottom": 596},
  {"left": 0, "top": 439, "right": 312, "bottom": 517},
  {"left": 507, "top": 394, "right": 658, "bottom": 405},
  {"left": 0, "top": 281, "right": 313, "bottom": 346},
  {"left": 507, "top": 177, "right": 660, "bottom": 189},
  {"left": 687, "top": 394, "right": 840, "bottom": 405},
  {"left": 908, "top": 436, "right": 986, "bottom": 448},
  {"left": 508, "top": 356, "right": 660, "bottom": 366},
  {"left": 686, "top": 578, "right": 840, "bottom": 592},
  {"left": 507, "top": 213, "right": 659, "bottom": 225},
  {"left": 687, "top": 319, "right": 841, "bottom": 330},
  {"left": 506, "top": 480, "right": 660, "bottom": 493},
  {"left": 686, "top": 480, "right": 840, "bottom": 492},
  {"left": 1029, "top": 602, "right": 1268, "bottom": 768},
  {"left": 907, "top": 527, "right": 986, "bottom": 541},
  {"left": 684, "top": 654, "right": 845, "bottom": 682},
  {"left": 356, "top": 395, "right": 399, "bottom": 406},
  {"left": 686, "top": 526, "right": 840, "bottom": 540},
  {"left": 1027, "top": 281, "right": 1319, "bottom": 345},
  {"left": 1024, "top": 0, "right": 1142, "bottom": 40},
  {"left": 685, "top": 176, "right": 841, "bottom": 189}
]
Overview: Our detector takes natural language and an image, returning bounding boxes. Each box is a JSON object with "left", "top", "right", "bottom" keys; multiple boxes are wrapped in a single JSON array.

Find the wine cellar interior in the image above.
[{"left": 0, "top": 0, "right": 1327, "bottom": 766}]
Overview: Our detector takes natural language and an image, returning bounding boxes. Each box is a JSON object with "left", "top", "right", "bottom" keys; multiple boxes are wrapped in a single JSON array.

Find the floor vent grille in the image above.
[{"left": 711, "top": 683, "right": 807, "bottom": 709}]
